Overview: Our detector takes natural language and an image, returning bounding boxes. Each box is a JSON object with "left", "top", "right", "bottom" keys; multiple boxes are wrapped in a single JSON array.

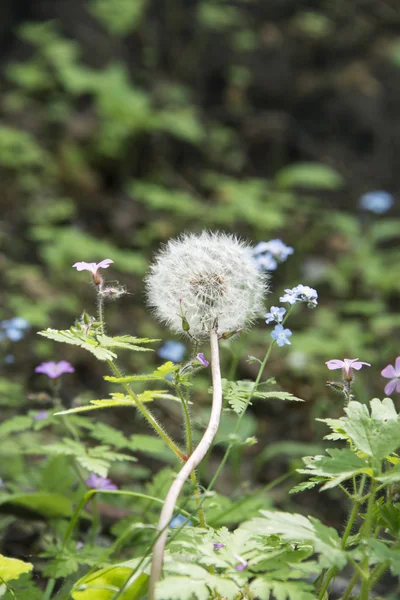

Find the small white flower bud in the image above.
[{"left": 145, "top": 231, "right": 268, "bottom": 339}]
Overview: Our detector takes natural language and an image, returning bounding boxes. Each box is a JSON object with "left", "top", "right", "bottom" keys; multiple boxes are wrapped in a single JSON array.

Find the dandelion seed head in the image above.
[{"left": 146, "top": 231, "right": 268, "bottom": 339}]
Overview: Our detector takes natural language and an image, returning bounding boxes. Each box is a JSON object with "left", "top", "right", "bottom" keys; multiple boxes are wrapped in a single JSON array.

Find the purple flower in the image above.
[
  {"left": 381, "top": 357, "right": 400, "bottom": 396},
  {"left": 85, "top": 474, "right": 118, "bottom": 491},
  {"left": 359, "top": 191, "right": 394, "bottom": 214},
  {"left": 35, "top": 361, "right": 75, "bottom": 379},
  {"left": 271, "top": 324, "right": 292, "bottom": 347},
  {"left": 195, "top": 353, "right": 209, "bottom": 367},
  {"left": 72, "top": 259, "right": 114, "bottom": 275},
  {"left": 233, "top": 554, "right": 248, "bottom": 571},
  {"left": 265, "top": 306, "right": 286, "bottom": 324},
  {"left": 76, "top": 541, "right": 84, "bottom": 550},
  {"left": 158, "top": 341, "right": 186, "bottom": 363},
  {"left": 213, "top": 543, "right": 225, "bottom": 549},
  {"left": 326, "top": 358, "right": 371, "bottom": 379},
  {"left": 33, "top": 410, "right": 49, "bottom": 421}
]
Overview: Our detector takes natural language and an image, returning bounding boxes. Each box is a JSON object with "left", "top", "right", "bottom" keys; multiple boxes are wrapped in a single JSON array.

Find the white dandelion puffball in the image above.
[{"left": 146, "top": 231, "right": 268, "bottom": 339}]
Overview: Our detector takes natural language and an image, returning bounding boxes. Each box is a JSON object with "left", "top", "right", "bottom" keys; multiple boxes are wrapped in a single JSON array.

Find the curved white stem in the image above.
[{"left": 148, "top": 328, "right": 222, "bottom": 600}]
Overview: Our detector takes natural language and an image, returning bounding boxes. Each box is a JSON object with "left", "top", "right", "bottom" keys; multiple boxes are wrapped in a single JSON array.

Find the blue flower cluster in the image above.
[
  {"left": 252, "top": 239, "right": 294, "bottom": 271},
  {"left": 280, "top": 284, "right": 318, "bottom": 309},
  {"left": 0, "top": 317, "right": 30, "bottom": 342}
]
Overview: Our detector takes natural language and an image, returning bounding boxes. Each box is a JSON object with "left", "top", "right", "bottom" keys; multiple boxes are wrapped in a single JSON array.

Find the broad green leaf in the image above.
[
  {"left": 298, "top": 448, "right": 372, "bottom": 490},
  {"left": 377, "top": 463, "right": 400, "bottom": 485},
  {"left": 72, "top": 564, "right": 148, "bottom": 600},
  {"left": 38, "top": 328, "right": 116, "bottom": 361},
  {"left": 0, "top": 416, "right": 32, "bottom": 437},
  {"left": 249, "top": 578, "right": 316, "bottom": 600},
  {"left": 129, "top": 435, "right": 175, "bottom": 461},
  {"left": 0, "top": 555, "right": 33, "bottom": 583},
  {"left": 368, "top": 540, "right": 400, "bottom": 576},
  {"left": 243, "top": 511, "right": 346, "bottom": 569},
  {"left": 0, "top": 492, "right": 73, "bottom": 518},
  {"left": 159, "top": 563, "right": 239, "bottom": 600},
  {"left": 342, "top": 399, "right": 400, "bottom": 460},
  {"left": 275, "top": 163, "right": 344, "bottom": 189}
]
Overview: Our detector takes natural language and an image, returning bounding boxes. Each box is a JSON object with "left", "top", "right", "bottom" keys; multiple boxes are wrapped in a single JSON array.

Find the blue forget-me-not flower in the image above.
[
  {"left": 359, "top": 191, "right": 394, "bottom": 214},
  {"left": 158, "top": 341, "right": 186, "bottom": 363},
  {"left": 271, "top": 324, "right": 292, "bottom": 347}
]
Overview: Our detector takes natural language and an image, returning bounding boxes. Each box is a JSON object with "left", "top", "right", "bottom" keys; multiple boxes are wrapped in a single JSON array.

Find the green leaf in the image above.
[
  {"left": 368, "top": 540, "right": 400, "bottom": 577},
  {"left": 96, "top": 334, "right": 155, "bottom": 352},
  {"left": 275, "top": 162, "right": 344, "bottom": 190},
  {"left": 0, "top": 555, "right": 33, "bottom": 583},
  {"left": 342, "top": 399, "right": 400, "bottom": 460},
  {"left": 38, "top": 328, "right": 117, "bottom": 361},
  {"left": 256, "top": 391, "right": 304, "bottom": 402},
  {"left": 159, "top": 563, "right": 239, "bottom": 600},
  {"left": 249, "top": 578, "right": 316, "bottom": 600},
  {"left": 72, "top": 563, "right": 148, "bottom": 599},
  {"left": 243, "top": 511, "right": 346, "bottom": 569},
  {"left": 105, "top": 362, "right": 179, "bottom": 383},
  {"left": 0, "top": 492, "right": 73, "bottom": 519},
  {"left": 0, "top": 416, "right": 32, "bottom": 437},
  {"left": 129, "top": 435, "right": 175, "bottom": 461},
  {"left": 297, "top": 448, "right": 372, "bottom": 490}
]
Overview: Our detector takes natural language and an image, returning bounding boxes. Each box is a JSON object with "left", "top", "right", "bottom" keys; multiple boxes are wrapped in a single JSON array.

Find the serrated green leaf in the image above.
[
  {"left": 243, "top": 510, "right": 346, "bottom": 569},
  {"left": 289, "top": 479, "right": 323, "bottom": 494},
  {"left": 38, "top": 328, "right": 117, "bottom": 360},
  {"left": 249, "top": 577, "right": 316, "bottom": 600},
  {"left": 159, "top": 563, "right": 239, "bottom": 600},
  {"left": 298, "top": 448, "right": 372, "bottom": 490},
  {"left": 104, "top": 361, "right": 178, "bottom": 384},
  {"left": 256, "top": 391, "right": 304, "bottom": 402},
  {"left": 0, "top": 554, "right": 33, "bottom": 583},
  {"left": 342, "top": 399, "right": 400, "bottom": 460},
  {"left": 96, "top": 334, "right": 155, "bottom": 352}
]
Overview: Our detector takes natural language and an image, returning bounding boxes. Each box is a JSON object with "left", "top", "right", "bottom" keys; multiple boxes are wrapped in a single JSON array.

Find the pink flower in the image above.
[
  {"left": 73, "top": 259, "right": 113, "bottom": 284},
  {"left": 325, "top": 358, "right": 371, "bottom": 379},
  {"left": 381, "top": 357, "right": 400, "bottom": 396},
  {"left": 35, "top": 360, "right": 75, "bottom": 379}
]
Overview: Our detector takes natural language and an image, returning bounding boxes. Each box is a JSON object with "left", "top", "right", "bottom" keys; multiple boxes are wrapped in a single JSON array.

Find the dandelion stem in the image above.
[{"left": 148, "top": 328, "right": 222, "bottom": 600}]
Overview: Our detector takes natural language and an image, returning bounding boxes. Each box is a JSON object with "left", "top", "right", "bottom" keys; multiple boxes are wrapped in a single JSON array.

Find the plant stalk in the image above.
[{"left": 148, "top": 328, "right": 222, "bottom": 600}]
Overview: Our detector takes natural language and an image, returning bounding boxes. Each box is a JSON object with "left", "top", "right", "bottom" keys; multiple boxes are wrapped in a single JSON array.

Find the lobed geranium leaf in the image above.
[
  {"left": 249, "top": 577, "right": 316, "bottom": 600},
  {"left": 297, "top": 448, "right": 372, "bottom": 490},
  {"left": 96, "top": 334, "right": 156, "bottom": 352},
  {"left": 242, "top": 510, "right": 347, "bottom": 569},
  {"left": 104, "top": 361, "right": 178, "bottom": 383}
]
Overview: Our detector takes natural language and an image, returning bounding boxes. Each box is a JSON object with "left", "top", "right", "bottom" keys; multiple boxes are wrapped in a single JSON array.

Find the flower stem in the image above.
[
  {"left": 148, "top": 328, "right": 223, "bottom": 600},
  {"left": 176, "top": 384, "right": 207, "bottom": 528},
  {"left": 107, "top": 360, "right": 186, "bottom": 462},
  {"left": 359, "top": 479, "right": 378, "bottom": 600}
]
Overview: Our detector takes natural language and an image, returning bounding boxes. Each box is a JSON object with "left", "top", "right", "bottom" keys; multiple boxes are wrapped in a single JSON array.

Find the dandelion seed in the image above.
[{"left": 146, "top": 232, "right": 267, "bottom": 339}]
